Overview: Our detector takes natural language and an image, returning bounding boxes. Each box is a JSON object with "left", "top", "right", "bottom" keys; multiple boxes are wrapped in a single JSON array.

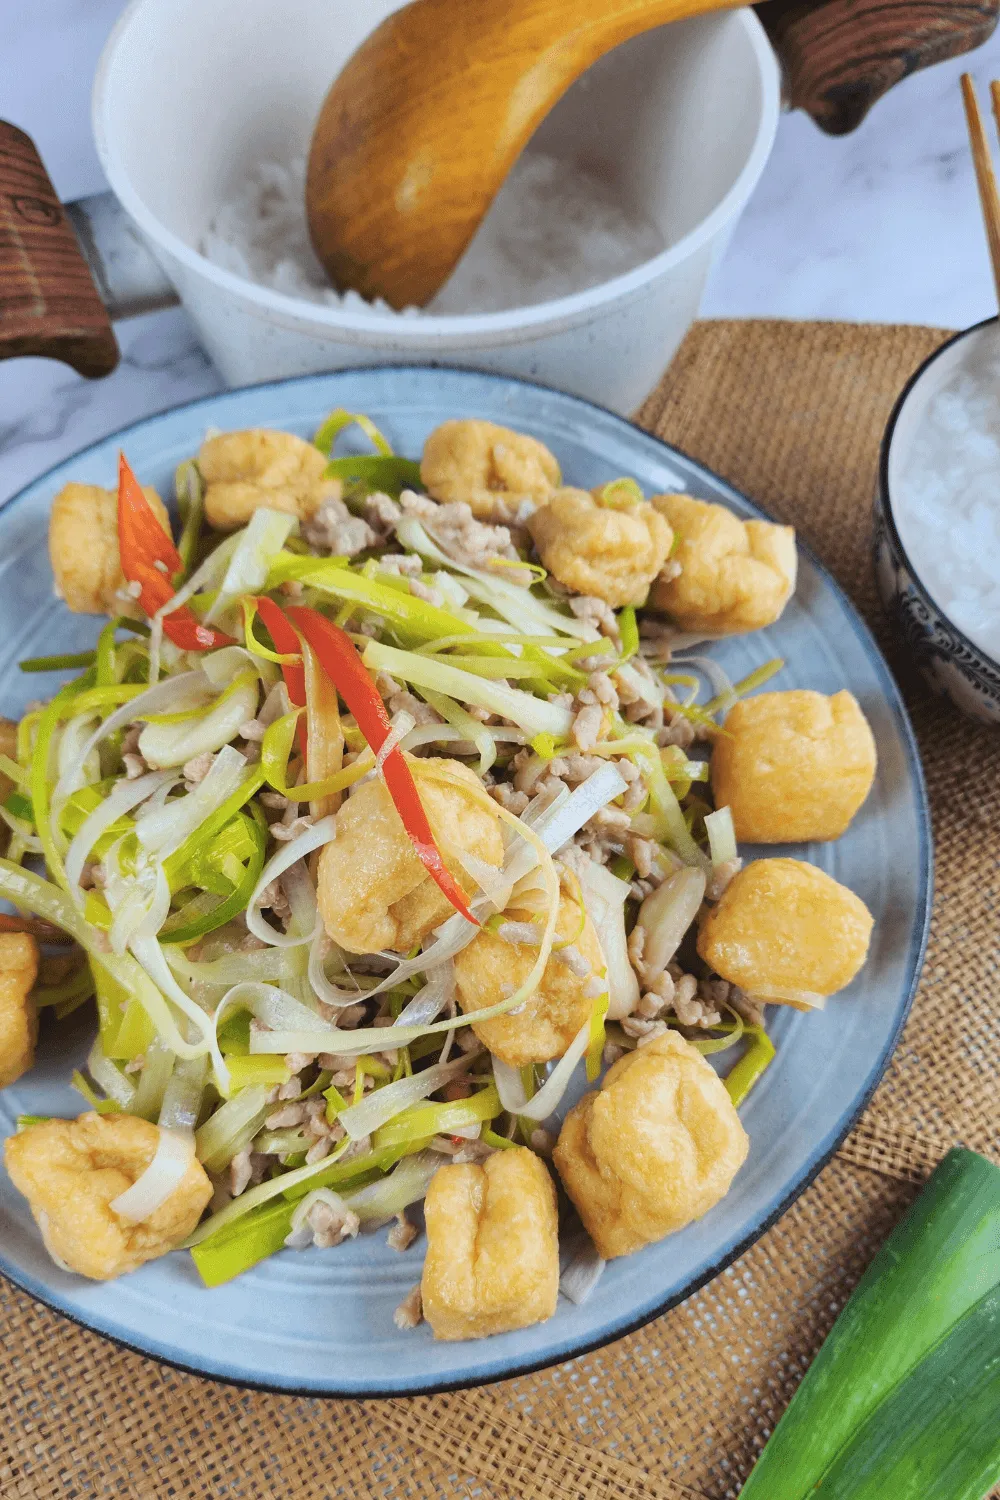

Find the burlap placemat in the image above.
[{"left": 2, "top": 319, "right": 998, "bottom": 1500}]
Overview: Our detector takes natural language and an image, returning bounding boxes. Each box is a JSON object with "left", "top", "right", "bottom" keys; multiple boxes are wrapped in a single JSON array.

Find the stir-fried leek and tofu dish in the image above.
[{"left": 0, "top": 412, "right": 877, "bottom": 1339}]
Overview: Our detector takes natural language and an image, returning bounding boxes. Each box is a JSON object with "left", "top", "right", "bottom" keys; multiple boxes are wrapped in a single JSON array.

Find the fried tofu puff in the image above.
[
  {"left": 553, "top": 1033, "right": 748, "bottom": 1260},
  {"left": 420, "top": 419, "right": 561, "bottom": 518},
  {"left": 0, "top": 933, "right": 39, "bottom": 1090},
  {"left": 4, "top": 1112, "right": 212, "bottom": 1280},
  {"left": 697, "top": 858, "right": 873, "bottom": 1003},
  {"left": 199, "top": 428, "right": 341, "bottom": 531},
  {"left": 650, "top": 493, "right": 796, "bottom": 635},
  {"left": 421, "top": 1147, "right": 559, "bottom": 1339},
  {"left": 528, "top": 487, "right": 672, "bottom": 609},
  {"left": 317, "top": 756, "right": 503, "bottom": 956},
  {"left": 712, "top": 690, "right": 877, "bottom": 843},
  {"left": 453, "top": 887, "right": 606, "bottom": 1066},
  {"left": 49, "top": 481, "right": 170, "bottom": 616}
]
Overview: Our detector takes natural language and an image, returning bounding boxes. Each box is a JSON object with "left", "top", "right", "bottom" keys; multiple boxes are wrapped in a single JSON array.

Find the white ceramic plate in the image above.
[{"left": 0, "top": 367, "right": 931, "bottom": 1395}]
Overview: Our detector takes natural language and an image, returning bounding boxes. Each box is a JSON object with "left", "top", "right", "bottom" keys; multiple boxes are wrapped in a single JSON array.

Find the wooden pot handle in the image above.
[
  {"left": 0, "top": 122, "right": 119, "bottom": 377},
  {"left": 757, "top": 0, "right": 1000, "bottom": 134}
]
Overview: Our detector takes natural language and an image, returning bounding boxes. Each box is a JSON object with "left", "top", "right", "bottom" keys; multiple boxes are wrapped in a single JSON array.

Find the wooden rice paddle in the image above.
[{"left": 306, "top": 0, "right": 1000, "bottom": 309}]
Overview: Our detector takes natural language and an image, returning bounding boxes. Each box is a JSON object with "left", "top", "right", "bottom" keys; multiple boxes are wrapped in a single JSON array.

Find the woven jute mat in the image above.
[{"left": 2, "top": 318, "right": 998, "bottom": 1500}]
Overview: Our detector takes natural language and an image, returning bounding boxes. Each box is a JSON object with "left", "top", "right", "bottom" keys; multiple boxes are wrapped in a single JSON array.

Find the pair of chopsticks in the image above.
[{"left": 961, "top": 74, "right": 1000, "bottom": 304}]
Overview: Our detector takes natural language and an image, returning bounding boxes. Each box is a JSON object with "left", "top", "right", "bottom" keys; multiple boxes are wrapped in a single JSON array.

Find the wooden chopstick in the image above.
[{"left": 961, "top": 73, "right": 1000, "bottom": 307}]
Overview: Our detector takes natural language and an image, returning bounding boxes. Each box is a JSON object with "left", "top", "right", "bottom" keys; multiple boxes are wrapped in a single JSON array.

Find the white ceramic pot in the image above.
[{"left": 93, "top": 0, "right": 779, "bottom": 412}]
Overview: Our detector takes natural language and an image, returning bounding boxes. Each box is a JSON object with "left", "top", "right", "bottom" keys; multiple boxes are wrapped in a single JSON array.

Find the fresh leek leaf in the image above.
[{"left": 740, "top": 1148, "right": 1000, "bottom": 1500}]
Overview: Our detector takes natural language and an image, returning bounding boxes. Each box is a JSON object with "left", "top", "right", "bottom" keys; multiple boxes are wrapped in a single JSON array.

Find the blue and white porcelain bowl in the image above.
[{"left": 876, "top": 318, "right": 1000, "bottom": 725}]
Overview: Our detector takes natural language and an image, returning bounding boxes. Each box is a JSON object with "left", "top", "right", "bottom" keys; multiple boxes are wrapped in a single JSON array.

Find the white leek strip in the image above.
[
  {"left": 560, "top": 1235, "right": 606, "bottom": 1305},
  {"left": 137, "top": 676, "right": 259, "bottom": 770},
  {"left": 252, "top": 801, "right": 560, "bottom": 1056},
  {"left": 493, "top": 1021, "right": 591, "bottom": 1121},
  {"left": 342, "top": 1150, "right": 440, "bottom": 1226},
  {"left": 201, "top": 643, "right": 275, "bottom": 690},
  {"left": 677, "top": 653, "right": 736, "bottom": 716},
  {"left": 205, "top": 509, "right": 297, "bottom": 625},
  {"left": 65, "top": 770, "right": 176, "bottom": 902},
  {"left": 376, "top": 709, "right": 415, "bottom": 772},
  {"left": 215, "top": 981, "right": 333, "bottom": 1036},
  {"left": 574, "top": 858, "right": 638, "bottom": 1020},
  {"left": 195, "top": 1084, "right": 270, "bottom": 1173},
  {"left": 420, "top": 687, "right": 508, "bottom": 775},
  {"left": 0, "top": 860, "right": 206, "bottom": 1059},
  {"left": 361, "top": 639, "right": 572, "bottom": 738},
  {"left": 132, "top": 1038, "right": 175, "bottom": 1121},
  {"left": 130, "top": 937, "right": 223, "bottom": 1079},
  {"left": 285, "top": 1188, "right": 357, "bottom": 1248},
  {"left": 307, "top": 931, "right": 367, "bottom": 1010},
  {"left": 245, "top": 816, "right": 338, "bottom": 948},
  {"left": 111, "top": 1128, "right": 195, "bottom": 1223},
  {"left": 394, "top": 968, "right": 455, "bottom": 1028},
  {"left": 159, "top": 1054, "right": 208, "bottom": 1130},
  {"left": 749, "top": 986, "right": 826, "bottom": 1010},
  {"left": 396, "top": 517, "right": 597, "bottom": 642},
  {"left": 135, "top": 745, "right": 249, "bottom": 858},
  {"left": 107, "top": 856, "right": 172, "bottom": 956},
  {"left": 337, "top": 1057, "right": 471, "bottom": 1141},
  {"left": 281, "top": 860, "right": 318, "bottom": 942},
  {"left": 528, "top": 763, "right": 628, "bottom": 857},
  {"left": 636, "top": 867, "right": 707, "bottom": 975},
  {"left": 166, "top": 946, "right": 287, "bottom": 987},
  {"left": 87, "top": 1037, "right": 137, "bottom": 1110},
  {"left": 458, "top": 850, "right": 513, "bottom": 911},
  {"left": 704, "top": 806, "right": 738, "bottom": 868},
  {"left": 54, "top": 714, "right": 100, "bottom": 802},
  {"left": 147, "top": 534, "right": 242, "bottom": 685},
  {"left": 631, "top": 744, "right": 709, "bottom": 869},
  {"left": 53, "top": 670, "right": 209, "bottom": 809},
  {"left": 0, "top": 806, "right": 42, "bottom": 853},
  {"left": 398, "top": 722, "right": 525, "bottom": 760}
]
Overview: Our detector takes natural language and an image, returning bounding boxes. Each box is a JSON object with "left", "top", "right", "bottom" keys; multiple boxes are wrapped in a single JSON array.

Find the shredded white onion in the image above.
[
  {"left": 493, "top": 1021, "right": 590, "bottom": 1121},
  {"left": 110, "top": 1127, "right": 195, "bottom": 1223}
]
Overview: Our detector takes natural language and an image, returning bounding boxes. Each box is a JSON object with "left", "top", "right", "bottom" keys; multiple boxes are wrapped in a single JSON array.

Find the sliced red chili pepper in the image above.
[
  {"left": 117, "top": 452, "right": 235, "bottom": 651},
  {"left": 254, "top": 595, "right": 307, "bottom": 756},
  {"left": 282, "top": 603, "right": 479, "bottom": 928}
]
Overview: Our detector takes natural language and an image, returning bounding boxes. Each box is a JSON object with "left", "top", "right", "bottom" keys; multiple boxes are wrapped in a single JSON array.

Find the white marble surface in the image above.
[{"left": 3, "top": 0, "right": 1000, "bottom": 505}]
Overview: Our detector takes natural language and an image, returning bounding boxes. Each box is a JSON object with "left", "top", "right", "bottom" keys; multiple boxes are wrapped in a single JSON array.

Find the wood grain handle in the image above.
[
  {"left": 0, "top": 122, "right": 119, "bottom": 377},
  {"left": 757, "top": 0, "right": 1000, "bottom": 135}
]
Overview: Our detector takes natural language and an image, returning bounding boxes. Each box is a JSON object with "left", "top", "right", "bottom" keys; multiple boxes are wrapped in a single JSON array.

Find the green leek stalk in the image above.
[{"left": 740, "top": 1148, "right": 1000, "bottom": 1500}]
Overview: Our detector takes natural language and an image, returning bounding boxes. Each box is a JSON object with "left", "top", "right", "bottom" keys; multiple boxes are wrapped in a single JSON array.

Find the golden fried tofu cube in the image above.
[
  {"left": 528, "top": 487, "right": 672, "bottom": 609},
  {"left": 420, "top": 419, "right": 560, "bottom": 518},
  {"left": 0, "top": 933, "right": 38, "bottom": 1089},
  {"left": 553, "top": 1032, "right": 748, "bottom": 1260},
  {"left": 453, "top": 887, "right": 606, "bottom": 1066},
  {"left": 199, "top": 428, "right": 341, "bottom": 530},
  {"left": 420, "top": 1146, "right": 559, "bottom": 1339},
  {"left": 4, "top": 1111, "right": 212, "bottom": 1281},
  {"left": 712, "top": 690, "right": 877, "bottom": 844},
  {"left": 49, "top": 481, "right": 170, "bottom": 616},
  {"left": 650, "top": 493, "right": 796, "bottom": 635},
  {"left": 697, "top": 857, "right": 873, "bottom": 1001},
  {"left": 317, "top": 756, "right": 503, "bottom": 955}
]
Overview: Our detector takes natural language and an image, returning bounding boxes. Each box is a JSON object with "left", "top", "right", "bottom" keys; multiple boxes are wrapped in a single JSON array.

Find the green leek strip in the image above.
[
  {"left": 702, "top": 657, "right": 785, "bottom": 717},
  {"left": 16, "top": 1115, "right": 51, "bottom": 1130},
  {"left": 629, "top": 743, "right": 708, "bottom": 868},
  {"left": 260, "top": 710, "right": 375, "bottom": 801},
  {"left": 19, "top": 649, "right": 97, "bottom": 674},
  {"left": 30, "top": 676, "right": 94, "bottom": 886},
  {"left": 595, "top": 477, "right": 643, "bottom": 509},
  {"left": 617, "top": 606, "right": 639, "bottom": 662},
  {"left": 325, "top": 455, "right": 423, "bottom": 496},
  {"left": 32, "top": 964, "right": 95, "bottom": 1009},
  {"left": 313, "top": 407, "right": 395, "bottom": 457},
  {"left": 586, "top": 993, "right": 610, "bottom": 1082},
  {"left": 686, "top": 1014, "right": 744, "bottom": 1058},
  {"left": 724, "top": 1024, "right": 775, "bottom": 1107},
  {"left": 421, "top": 655, "right": 545, "bottom": 681},
  {"left": 160, "top": 809, "right": 266, "bottom": 945},
  {"left": 4, "top": 790, "right": 32, "bottom": 821},
  {"left": 481, "top": 1127, "right": 518, "bottom": 1151},
  {"left": 141, "top": 668, "right": 256, "bottom": 725},
  {"left": 175, "top": 459, "right": 205, "bottom": 579},
  {"left": 226, "top": 1056, "right": 291, "bottom": 1091},
  {"left": 740, "top": 1149, "right": 1000, "bottom": 1500},
  {"left": 161, "top": 766, "right": 266, "bottom": 887},
  {"left": 110, "top": 996, "right": 156, "bottom": 1062},
  {"left": 371, "top": 1082, "right": 502, "bottom": 1151},
  {"left": 95, "top": 617, "right": 150, "bottom": 688},
  {"left": 191, "top": 1197, "right": 297, "bottom": 1287},
  {"left": 421, "top": 688, "right": 498, "bottom": 776},
  {"left": 0, "top": 755, "right": 27, "bottom": 789},
  {"left": 361, "top": 639, "right": 573, "bottom": 739},
  {"left": 70, "top": 1070, "right": 119, "bottom": 1113},
  {"left": 266, "top": 554, "right": 488, "bottom": 644}
]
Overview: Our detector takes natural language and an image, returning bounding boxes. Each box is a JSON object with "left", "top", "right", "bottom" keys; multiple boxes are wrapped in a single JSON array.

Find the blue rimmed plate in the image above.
[{"left": 0, "top": 366, "right": 931, "bottom": 1395}]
